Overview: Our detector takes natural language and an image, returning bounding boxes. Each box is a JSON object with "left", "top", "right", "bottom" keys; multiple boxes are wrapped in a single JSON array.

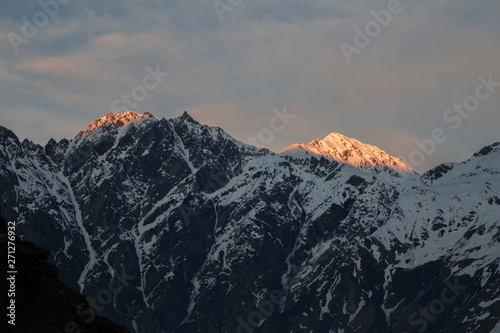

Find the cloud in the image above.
[
  {"left": 0, "top": 106, "right": 89, "bottom": 144},
  {"left": 0, "top": 0, "right": 499, "bottom": 173}
]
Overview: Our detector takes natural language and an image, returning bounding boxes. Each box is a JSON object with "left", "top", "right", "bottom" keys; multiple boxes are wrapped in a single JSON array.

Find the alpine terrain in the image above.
[
  {"left": 1, "top": 111, "right": 499, "bottom": 333},
  {"left": 281, "top": 133, "right": 414, "bottom": 173}
]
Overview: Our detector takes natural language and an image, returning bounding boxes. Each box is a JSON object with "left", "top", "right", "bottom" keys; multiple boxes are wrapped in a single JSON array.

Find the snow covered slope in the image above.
[
  {"left": 281, "top": 132, "right": 414, "bottom": 173},
  {"left": 0, "top": 112, "right": 499, "bottom": 333},
  {"left": 76, "top": 111, "right": 155, "bottom": 138}
]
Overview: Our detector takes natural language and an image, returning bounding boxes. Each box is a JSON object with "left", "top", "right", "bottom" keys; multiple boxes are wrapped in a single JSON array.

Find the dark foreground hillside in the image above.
[{"left": 0, "top": 209, "right": 129, "bottom": 333}]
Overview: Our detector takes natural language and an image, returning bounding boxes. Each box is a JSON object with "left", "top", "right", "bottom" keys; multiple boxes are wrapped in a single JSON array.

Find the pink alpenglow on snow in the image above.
[
  {"left": 76, "top": 111, "right": 154, "bottom": 138},
  {"left": 281, "top": 132, "right": 414, "bottom": 173}
]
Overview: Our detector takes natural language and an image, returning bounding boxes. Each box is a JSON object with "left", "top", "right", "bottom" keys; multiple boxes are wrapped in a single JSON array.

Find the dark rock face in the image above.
[
  {"left": 0, "top": 210, "right": 129, "bottom": 333},
  {"left": 473, "top": 142, "right": 500, "bottom": 157},
  {"left": 1, "top": 112, "right": 499, "bottom": 333}
]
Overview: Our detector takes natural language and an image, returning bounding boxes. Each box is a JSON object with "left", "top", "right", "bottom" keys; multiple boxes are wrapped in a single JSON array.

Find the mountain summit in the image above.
[
  {"left": 281, "top": 132, "right": 414, "bottom": 173},
  {"left": 76, "top": 111, "right": 154, "bottom": 138}
]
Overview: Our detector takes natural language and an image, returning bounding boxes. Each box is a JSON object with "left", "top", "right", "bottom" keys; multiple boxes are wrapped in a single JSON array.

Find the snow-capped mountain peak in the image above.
[
  {"left": 1, "top": 112, "right": 499, "bottom": 333},
  {"left": 281, "top": 132, "right": 414, "bottom": 173},
  {"left": 76, "top": 111, "right": 154, "bottom": 138}
]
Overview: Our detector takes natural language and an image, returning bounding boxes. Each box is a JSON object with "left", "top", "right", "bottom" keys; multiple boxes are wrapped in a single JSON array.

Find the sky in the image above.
[{"left": 0, "top": 0, "right": 499, "bottom": 173}]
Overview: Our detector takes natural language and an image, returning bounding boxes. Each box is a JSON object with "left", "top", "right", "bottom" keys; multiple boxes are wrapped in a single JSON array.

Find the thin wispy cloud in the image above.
[{"left": 0, "top": 0, "right": 498, "bottom": 172}]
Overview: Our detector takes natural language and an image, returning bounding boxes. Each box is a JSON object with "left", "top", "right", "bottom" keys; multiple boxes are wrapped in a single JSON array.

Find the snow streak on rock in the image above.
[{"left": 1, "top": 112, "right": 499, "bottom": 333}]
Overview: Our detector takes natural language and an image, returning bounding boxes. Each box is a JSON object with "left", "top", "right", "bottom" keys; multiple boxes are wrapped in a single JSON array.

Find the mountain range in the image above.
[{"left": 1, "top": 111, "right": 499, "bottom": 333}]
